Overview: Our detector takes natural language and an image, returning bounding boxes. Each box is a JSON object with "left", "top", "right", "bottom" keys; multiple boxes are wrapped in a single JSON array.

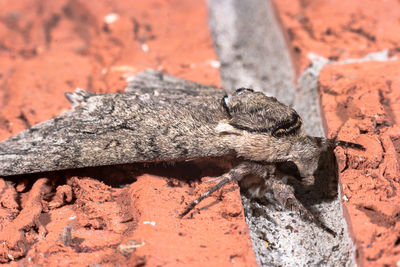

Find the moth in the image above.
[{"left": 0, "top": 70, "right": 364, "bottom": 234}]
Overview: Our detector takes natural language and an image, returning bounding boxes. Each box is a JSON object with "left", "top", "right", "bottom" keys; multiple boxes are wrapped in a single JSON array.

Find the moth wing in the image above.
[
  {"left": 125, "top": 69, "right": 227, "bottom": 98},
  {"left": 0, "top": 73, "right": 231, "bottom": 176}
]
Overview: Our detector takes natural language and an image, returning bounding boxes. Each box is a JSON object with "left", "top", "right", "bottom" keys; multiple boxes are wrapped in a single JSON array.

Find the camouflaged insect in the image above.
[{"left": 0, "top": 70, "right": 364, "bottom": 235}]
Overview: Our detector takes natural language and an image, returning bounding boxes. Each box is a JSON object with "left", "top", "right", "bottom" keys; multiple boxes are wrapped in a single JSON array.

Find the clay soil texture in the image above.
[{"left": 0, "top": 0, "right": 256, "bottom": 266}]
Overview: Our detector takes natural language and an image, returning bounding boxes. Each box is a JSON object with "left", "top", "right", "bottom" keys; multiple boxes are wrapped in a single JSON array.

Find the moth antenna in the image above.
[
  {"left": 313, "top": 137, "right": 365, "bottom": 151},
  {"left": 333, "top": 139, "right": 365, "bottom": 150}
]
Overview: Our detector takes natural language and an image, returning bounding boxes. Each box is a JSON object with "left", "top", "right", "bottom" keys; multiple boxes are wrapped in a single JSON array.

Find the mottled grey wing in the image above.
[
  {"left": 125, "top": 69, "right": 228, "bottom": 102},
  {"left": 0, "top": 72, "right": 231, "bottom": 176}
]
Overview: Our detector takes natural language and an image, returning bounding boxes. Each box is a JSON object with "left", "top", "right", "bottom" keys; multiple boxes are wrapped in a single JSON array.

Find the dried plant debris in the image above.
[{"left": 0, "top": 70, "right": 364, "bottom": 234}]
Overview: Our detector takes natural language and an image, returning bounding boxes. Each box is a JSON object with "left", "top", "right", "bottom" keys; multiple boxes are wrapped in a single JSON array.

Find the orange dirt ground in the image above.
[
  {"left": 0, "top": 0, "right": 256, "bottom": 266},
  {"left": 273, "top": 0, "right": 400, "bottom": 265},
  {"left": 2, "top": 0, "right": 400, "bottom": 266}
]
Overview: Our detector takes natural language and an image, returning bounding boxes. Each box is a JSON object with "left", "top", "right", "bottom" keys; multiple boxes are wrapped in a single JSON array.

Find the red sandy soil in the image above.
[
  {"left": 0, "top": 0, "right": 256, "bottom": 266},
  {"left": 319, "top": 62, "right": 400, "bottom": 266},
  {"left": 273, "top": 0, "right": 400, "bottom": 74},
  {"left": 273, "top": 0, "right": 400, "bottom": 266}
]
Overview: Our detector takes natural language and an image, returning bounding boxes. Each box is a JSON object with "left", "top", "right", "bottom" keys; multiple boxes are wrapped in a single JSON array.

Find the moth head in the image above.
[
  {"left": 288, "top": 136, "right": 323, "bottom": 185},
  {"left": 291, "top": 136, "right": 365, "bottom": 184}
]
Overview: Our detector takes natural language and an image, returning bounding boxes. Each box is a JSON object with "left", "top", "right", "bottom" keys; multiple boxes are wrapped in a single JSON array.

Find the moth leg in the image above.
[
  {"left": 293, "top": 158, "right": 318, "bottom": 186},
  {"left": 204, "top": 176, "right": 224, "bottom": 183},
  {"left": 301, "top": 175, "right": 315, "bottom": 186},
  {"left": 270, "top": 179, "right": 337, "bottom": 237},
  {"left": 179, "top": 163, "right": 250, "bottom": 218}
]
